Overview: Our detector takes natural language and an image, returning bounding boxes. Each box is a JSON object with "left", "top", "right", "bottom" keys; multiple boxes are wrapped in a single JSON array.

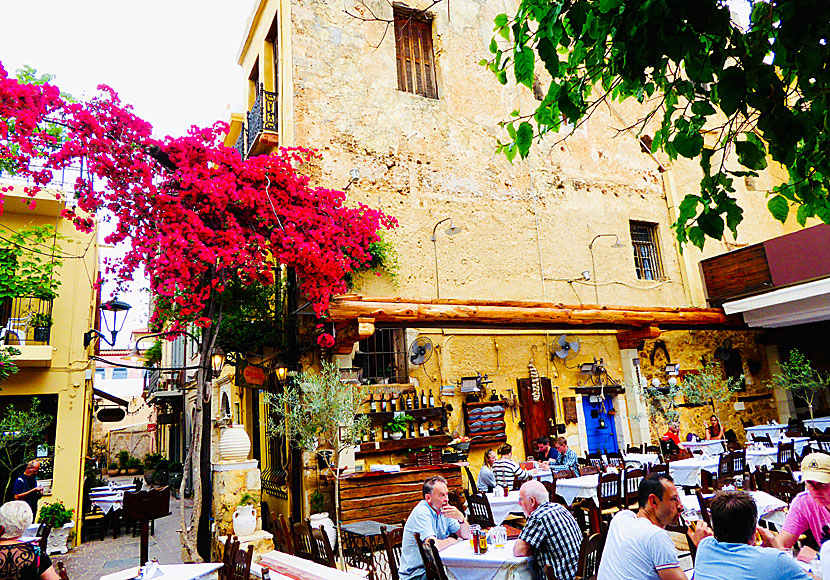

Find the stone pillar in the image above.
[
  {"left": 211, "top": 460, "right": 274, "bottom": 562},
  {"left": 620, "top": 349, "right": 651, "bottom": 445}
]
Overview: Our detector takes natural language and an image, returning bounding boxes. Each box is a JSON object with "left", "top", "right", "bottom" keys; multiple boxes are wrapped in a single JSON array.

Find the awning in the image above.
[
  {"left": 722, "top": 278, "right": 830, "bottom": 328},
  {"left": 93, "top": 388, "right": 129, "bottom": 408}
]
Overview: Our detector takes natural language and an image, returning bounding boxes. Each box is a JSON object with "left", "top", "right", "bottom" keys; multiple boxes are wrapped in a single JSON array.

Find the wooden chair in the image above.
[
  {"left": 626, "top": 443, "right": 644, "bottom": 454},
  {"left": 311, "top": 526, "right": 336, "bottom": 568},
  {"left": 464, "top": 465, "right": 479, "bottom": 494},
  {"left": 554, "top": 468, "right": 576, "bottom": 479},
  {"left": 717, "top": 453, "right": 732, "bottom": 480},
  {"left": 580, "top": 465, "right": 600, "bottom": 476},
  {"left": 261, "top": 502, "right": 271, "bottom": 534},
  {"left": 292, "top": 520, "right": 319, "bottom": 562},
  {"left": 730, "top": 449, "right": 747, "bottom": 477},
  {"left": 623, "top": 468, "right": 645, "bottom": 510},
  {"left": 35, "top": 524, "right": 51, "bottom": 554},
  {"left": 647, "top": 463, "right": 669, "bottom": 476},
  {"left": 752, "top": 434, "right": 774, "bottom": 448},
  {"left": 695, "top": 491, "right": 712, "bottom": 527},
  {"left": 269, "top": 511, "right": 287, "bottom": 553},
  {"left": 575, "top": 532, "right": 604, "bottom": 580},
  {"left": 767, "top": 471, "right": 802, "bottom": 503},
  {"left": 645, "top": 444, "right": 662, "bottom": 455},
  {"left": 81, "top": 492, "right": 107, "bottom": 541},
  {"left": 56, "top": 562, "right": 69, "bottom": 580},
  {"left": 381, "top": 525, "right": 404, "bottom": 580},
  {"left": 776, "top": 441, "right": 796, "bottom": 468},
  {"left": 585, "top": 452, "right": 605, "bottom": 471},
  {"left": 414, "top": 532, "right": 441, "bottom": 580},
  {"left": 465, "top": 491, "right": 496, "bottom": 528},
  {"left": 605, "top": 452, "right": 625, "bottom": 469},
  {"left": 219, "top": 536, "right": 239, "bottom": 580},
  {"left": 426, "top": 538, "right": 451, "bottom": 580},
  {"left": 228, "top": 544, "right": 254, "bottom": 580},
  {"left": 814, "top": 435, "right": 830, "bottom": 454}
]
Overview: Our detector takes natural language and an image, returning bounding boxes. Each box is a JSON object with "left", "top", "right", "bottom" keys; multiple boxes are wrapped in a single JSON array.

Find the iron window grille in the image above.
[
  {"left": 630, "top": 221, "right": 665, "bottom": 281},
  {"left": 356, "top": 328, "right": 409, "bottom": 384}
]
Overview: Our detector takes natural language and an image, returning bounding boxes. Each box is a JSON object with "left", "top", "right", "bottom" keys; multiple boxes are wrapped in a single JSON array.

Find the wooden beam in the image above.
[
  {"left": 332, "top": 317, "right": 375, "bottom": 355},
  {"left": 328, "top": 296, "right": 742, "bottom": 330},
  {"left": 616, "top": 326, "right": 662, "bottom": 350}
]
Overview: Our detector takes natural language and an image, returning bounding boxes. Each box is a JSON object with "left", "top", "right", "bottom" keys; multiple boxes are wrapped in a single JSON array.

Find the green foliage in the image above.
[
  {"left": 639, "top": 380, "right": 682, "bottom": 426},
  {"left": 266, "top": 361, "right": 370, "bottom": 464},
  {"left": 31, "top": 313, "right": 51, "bottom": 328},
  {"left": 37, "top": 501, "right": 74, "bottom": 527},
  {"left": 117, "top": 450, "right": 130, "bottom": 470},
  {"left": 346, "top": 232, "right": 399, "bottom": 287},
  {"left": 169, "top": 461, "right": 183, "bottom": 472},
  {"left": 0, "top": 224, "right": 64, "bottom": 301},
  {"left": 309, "top": 489, "right": 325, "bottom": 514},
  {"left": 143, "top": 340, "right": 162, "bottom": 368},
  {"left": 0, "top": 398, "right": 52, "bottom": 499},
  {"left": 679, "top": 357, "right": 743, "bottom": 408},
  {"left": 386, "top": 414, "right": 414, "bottom": 434},
  {"left": 482, "top": 0, "right": 830, "bottom": 248},
  {"left": 215, "top": 279, "right": 284, "bottom": 356},
  {"left": 126, "top": 457, "right": 142, "bottom": 470},
  {"left": 143, "top": 452, "right": 162, "bottom": 470},
  {"left": 768, "top": 348, "right": 830, "bottom": 423},
  {"left": 0, "top": 346, "right": 21, "bottom": 384},
  {"left": 238, "top": 492, "right": 255, "bottom": 507}
]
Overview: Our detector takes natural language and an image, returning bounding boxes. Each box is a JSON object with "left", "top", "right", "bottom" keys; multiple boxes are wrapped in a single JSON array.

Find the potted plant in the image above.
[
  {"left": 386, "top": 414, "right": 414, "bottom": 440},
  {"left": 308, "top": 489, "right": 336, "bottom": 551},
  {"left": 232, "top": 492, "right": 257, "bottom": 537},
  {"left": 154, "top": 458, "right": 169, "bottom": 485},
  {"left": 117, "top": 450, "right": 130, "bottom": 474},
  {"left": 126, "top": 457, "right": 142, "bottom": 475},
  {"left": 107, "top": 462, "right": 120, "bottom": 477},
  {"left": 37, "top": 501, "right": 74, "bottom": 554},
  {"left": 168, "top": 461, "right": 183, "bottom": 490},
  {"left": 30, "top": 313, "right": 52, "bottom": 342},
  {"left": 143, "top": 452, "right": 162, "bottom": 483}
]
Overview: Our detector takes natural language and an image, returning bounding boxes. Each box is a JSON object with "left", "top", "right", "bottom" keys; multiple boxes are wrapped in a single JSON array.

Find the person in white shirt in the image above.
[
  {"left": 598, "top": 473, "right": 710, "bottom": 580},
  {"left": 492, "top": 443, "right": 528, "bottom": 490}
]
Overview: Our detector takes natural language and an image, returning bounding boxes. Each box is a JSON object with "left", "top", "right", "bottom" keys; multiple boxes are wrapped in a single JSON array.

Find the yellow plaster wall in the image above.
[{"left": 0, "top": 185, "right": 98, "bottom": 534}]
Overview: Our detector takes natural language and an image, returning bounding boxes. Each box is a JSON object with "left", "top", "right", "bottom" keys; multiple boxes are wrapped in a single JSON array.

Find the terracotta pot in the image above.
[
  {"left": 218, "top": 425, "right": 251, "bottom": 461},
  {"left": 107, "top": 469, "right": 120, "bottom": 477}
]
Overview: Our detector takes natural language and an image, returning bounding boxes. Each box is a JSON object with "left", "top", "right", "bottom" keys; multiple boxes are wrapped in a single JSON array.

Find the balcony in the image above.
[
  {"left": 246, "top": 83, "right": 279, "bottom": 157},
  {"left": 145, "top": 369, "right": 185, "bottom": 405},
  {"left": 1, "top": 297, "right": 54, "bottom": 367}
]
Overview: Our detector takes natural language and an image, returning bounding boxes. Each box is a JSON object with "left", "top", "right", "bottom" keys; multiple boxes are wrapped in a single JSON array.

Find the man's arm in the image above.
[
  {"left": 433, "top": 536, "right": 458, "bottom": 550},
  {"left": 13, "top": 483, "right": 41, "bottom": 500},
  {"left": 513, "top": 538, "right": 532, "bottom": 557},
  {"left": 657, "top": 567, "right": 689, "bottom": 580}
]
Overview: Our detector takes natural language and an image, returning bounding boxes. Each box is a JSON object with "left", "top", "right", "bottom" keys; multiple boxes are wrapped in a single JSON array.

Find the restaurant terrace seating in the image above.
[
  {"left": 292, "top": 520, "right": 319, "bottom": 562},
  {"left": 623, "top": 468, "right": 645, "bottom": 510},
  {"left": 695, "top": 491, "right": 712, "bottom": 527},
  {"left": 752, "top": 434, "right": 774, "bottom": 447},
  {"left": 647, "top": 463, "right": 669, "bottom": 476},
  {"left": 776, "top": 441, "right": 796, "bottom": 468},
  {"left": 380, "top": 525, "right": 404, "bottom": 580},
  {"left": 228, "top": 543, "right": 254, "bottom": 580},
  {"left": 413, "top": 533, "right": 442, "bottom": 580},
  {"left": 465, "top": 491, "right": 496, "bottom": 528},
  {"left": 463, "top": 466, "right": 478, "bottom": 494},
  {"left": 270, "top": 512, "right": 293, "bottom": 554},
  {"left": 815, "top": 435, "right": 830, "bottom": 453},
  {"left": 426, "top": 538, "right": 451, "bottom": 580},
  {"left": 605, "top": 452, "right": 624, "bottom": 468},
  {"left": 626, "top": 443, "right": 644, "bottom": 454},
  {"left": 311, "top": 526, "right": 336, "bottom": 568},
  {"left": 585, "top": 452, "right": 604, "bottom": 471},
  {"left": 579, "top": 465, "right": 600, "bottom": 476},
  {"left": 574, "top": 532, "right": 605, "bottom": 580},
  {"left": 219, "top": 536, "right": 239, "bottom": 580}
]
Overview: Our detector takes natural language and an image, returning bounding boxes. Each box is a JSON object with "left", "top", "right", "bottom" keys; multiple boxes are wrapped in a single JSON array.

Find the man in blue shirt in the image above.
[
  {"left": 695, "top": 490, "right": 811, "bottom": 580},
  {"left": 536, "top": 436, "right": 559, "bottom": 462},
  {"left": 398, "top": 475, "right": 471, "bottom": 580},
  {"left": 551, "top": 437, "right": 580, "bottom": 476},
  {"left": 12, "top": 460, "right": 43, "bottom": 517}
]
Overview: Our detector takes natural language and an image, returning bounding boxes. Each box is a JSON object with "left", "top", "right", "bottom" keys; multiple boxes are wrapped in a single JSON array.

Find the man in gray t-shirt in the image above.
[{"left": 598, "top": 473, "right": 710, "bottom": 580}]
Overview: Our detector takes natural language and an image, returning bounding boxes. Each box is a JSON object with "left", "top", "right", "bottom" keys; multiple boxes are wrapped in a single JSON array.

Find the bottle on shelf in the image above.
[
  {"left": 413, "top": 391, "right": 420, "bottom": 410},
  {"left": 429, "top": 389, "right": 435, "bottom": 408},
  {"left": 381, "top": 393, "right": 387, "bottom": 412},
  {"left": 406, "top": 393, "right": 413, "bottom": 410},
  {"left": 395, "top": 392, "right": 402, "bottom": 412},
  {"left": 370, "top": 393, "right": 377, "bottom": 413},
  {"left": 382, "top": 427, "right": 388, "bottom": 440},
  {"left": 421, "top": 390, "right": 427, "bottom": 408}
]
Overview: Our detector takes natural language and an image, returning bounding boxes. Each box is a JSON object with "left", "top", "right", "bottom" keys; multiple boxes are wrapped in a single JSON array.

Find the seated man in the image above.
[
  {"left": 695, "top": 490, "right": 810, "bottom": 580},
  {"left": 536, "top": 436, "right": 559, "bottom": 462},
  {"left": 514, "top": 480, "right": 582, "bottom": 580},
  {"left": 661, "top": 422, "right": 686, "bottom": 455},
  {"left": 769, "top": 452, "right": 830, "bottom": 561},
  {"left": 598, "top": 473, "right": 710, "bottom": 580},
  {"left": 492, "top": 443, "right": 529, "bottom": 489},
  {"left": 550, "top": 437, "right": 580, "bottom": 476},
  {"left": 398, "top": 475, "right": 471, "bottom": 580}
]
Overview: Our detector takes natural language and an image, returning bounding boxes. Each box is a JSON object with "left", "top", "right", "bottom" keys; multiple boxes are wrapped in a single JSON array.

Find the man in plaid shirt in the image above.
[
  {"left": 551, "top": 437, "right": 581, "bottom": 476},
  {"left": 514, "top": 480, "right": 582, "bottom": 580}
]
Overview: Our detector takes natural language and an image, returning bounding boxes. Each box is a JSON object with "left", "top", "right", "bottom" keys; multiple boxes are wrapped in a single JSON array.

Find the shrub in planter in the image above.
[
  {"left": 127, "top": 457, "right": 142, "bottom": 474},
  {"left": 31, "top": 313, "right": 52, "bottom": 342},
  {"left": 107, "top": 462, "right": 120, "bottom": 476},
  {"left": 38, "top": 501, "right": 74, "bottom": 528},
  {"left": 117, "top": 450, "right": 130, "bottom": 472}
]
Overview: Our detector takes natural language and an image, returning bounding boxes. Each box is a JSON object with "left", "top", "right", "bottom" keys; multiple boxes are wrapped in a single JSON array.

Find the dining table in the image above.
[
  {"left": 745, "top": 423, "right": 789, "bottom": 441},
  {"left": 622, "top": 453, "right": 660, "bottom": 468},
  {"left": 803, "top": 417, "right": 830, "bottom": 432},
  {"left": 683, "top": 440, "right": 728, "bottom": 456},
  {"left": 680, "top": 490, "right": 788, "bottom": 528},
  {"left": 440, "top": 538, "right": 533, "bottom": 580},
  {"left": 486, "top": 491, "right": 522, "bottom": 525},
  {"left": 669, "top": 456, "right": 719, "bottom": 487},
  {"left": 100, "top": 563, "right": 223, "bottom": 580},
  {"left": 554, "top": 474, "right": 600, "bottom": 506},
  {"left": 91, "top": 483, "right": 136, "bottom": 493},
  {"left": 89, "top": 490, "right": 126, "bottom": 514}
]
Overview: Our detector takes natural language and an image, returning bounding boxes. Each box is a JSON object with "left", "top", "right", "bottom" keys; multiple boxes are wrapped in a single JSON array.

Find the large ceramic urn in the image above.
[{"left": 217, "top": 425, "right": 251, "bottom": 461}]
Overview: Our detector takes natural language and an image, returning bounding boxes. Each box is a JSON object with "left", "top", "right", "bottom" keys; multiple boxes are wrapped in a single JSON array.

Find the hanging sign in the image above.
[{"left": 236, "top": 359, "right": 269, "bottom": 388}]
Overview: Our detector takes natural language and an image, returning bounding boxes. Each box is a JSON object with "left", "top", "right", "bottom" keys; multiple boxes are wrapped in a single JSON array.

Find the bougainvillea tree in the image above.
[{"left": 0, "top": 62, "right": 396, "bottom": 560}]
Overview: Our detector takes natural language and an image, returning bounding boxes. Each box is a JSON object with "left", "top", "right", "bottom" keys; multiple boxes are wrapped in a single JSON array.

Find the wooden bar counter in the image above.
[{"left": 339, "top": 464, "right": 462, "bottom": 525}]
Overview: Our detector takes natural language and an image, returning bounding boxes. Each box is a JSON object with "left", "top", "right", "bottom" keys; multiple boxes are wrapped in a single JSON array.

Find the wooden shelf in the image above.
[
  {"left": 469, "top": 435, "right": 507, "bottom": 446},
  {"left": 356, "top": 434, "right": 452, "bottom": 457},
  {"left": 358, "top": 407, "right": 445, "bottom": 423}
]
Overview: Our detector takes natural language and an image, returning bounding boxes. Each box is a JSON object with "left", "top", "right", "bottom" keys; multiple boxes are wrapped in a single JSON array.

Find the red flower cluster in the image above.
[
  {"left": 316, "top": 333, "right": 335, "bottom": 349},
  {"left": 0, "top": 62, "right": 396, "bottom": 329}
]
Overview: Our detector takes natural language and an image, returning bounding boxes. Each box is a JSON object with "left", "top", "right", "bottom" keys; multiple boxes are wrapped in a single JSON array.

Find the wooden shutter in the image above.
[{"left": 394, "top": 12, "right": 438, "bottom": 99}]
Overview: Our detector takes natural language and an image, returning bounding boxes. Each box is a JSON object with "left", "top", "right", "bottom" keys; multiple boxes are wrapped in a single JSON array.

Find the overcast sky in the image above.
[{"left": 1, "top": 0, "right": 257, "bottom": 345}]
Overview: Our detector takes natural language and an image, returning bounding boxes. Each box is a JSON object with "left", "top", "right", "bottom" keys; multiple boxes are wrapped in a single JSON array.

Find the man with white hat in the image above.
[{"left": 766, "top": 452, "right": 830, "bottom": 561}]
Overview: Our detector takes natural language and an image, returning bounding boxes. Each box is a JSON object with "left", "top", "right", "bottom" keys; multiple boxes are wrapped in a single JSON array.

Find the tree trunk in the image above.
[{"left": 333, "top": 437, "right": 346, "bottom": 571}]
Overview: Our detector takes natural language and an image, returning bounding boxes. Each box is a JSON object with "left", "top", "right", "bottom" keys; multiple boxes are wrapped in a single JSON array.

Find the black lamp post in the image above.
[{"left": 83, "top": 299, "right": 132, "bottom": 347}]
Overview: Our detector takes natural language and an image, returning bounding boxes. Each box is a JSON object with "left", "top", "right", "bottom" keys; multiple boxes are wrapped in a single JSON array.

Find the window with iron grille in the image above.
[
  {"left": 355, "top": 328, "right": 409, "bottom": 384},
  {"left": 630, "top": 221, "right": 665, "bottom": 280},
  {"left": 394, "top": 10, "right": 438, "bottom": 99}
]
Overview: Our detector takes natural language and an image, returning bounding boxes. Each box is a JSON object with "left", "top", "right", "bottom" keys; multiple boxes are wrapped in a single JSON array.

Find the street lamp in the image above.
[
  {"left": 210, "top": 347, "right": 226, "bottom": 378},
  {"left": 431, "top": 218, "right": 463, "bottom": 299},
  {"left": 83, "top": 299, "right": 132, "bottom": 347},
  {"left": 587, "top": 234, "right": 626, "bottom": 304}
]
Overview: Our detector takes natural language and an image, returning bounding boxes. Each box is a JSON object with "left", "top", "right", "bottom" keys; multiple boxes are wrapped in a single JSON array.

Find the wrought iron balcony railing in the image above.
[
  {"left": 0, "top": 296, "right": 54, "bottom": 346},
  {"left": 234, "top": 130, "right": 246, "bottom": 160},
  {"left": 246, "top": 83, "right": 278, "bottom": 155}
]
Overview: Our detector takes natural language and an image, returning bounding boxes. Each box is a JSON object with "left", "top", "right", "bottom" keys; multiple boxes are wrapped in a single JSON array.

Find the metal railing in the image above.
[
  {"left": 0, "top": 296, "right": 53, "bottom": 345},
  {"left": 246, "top": 83, "right": 278, "bottom": 155},
  {"left": 234, "top": 130, "right": 246, "bottom": 160},
  {"left": 0, "top": 159, "right": 94, "bottom": 193}
]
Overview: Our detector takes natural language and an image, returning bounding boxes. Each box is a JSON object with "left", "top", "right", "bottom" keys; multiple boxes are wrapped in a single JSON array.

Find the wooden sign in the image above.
[
  {"left": 562, "top": 397, "right": 578, "bottom": 425},
  {"left": 243, "top": 364, "right": 266, "bottom": 386}
]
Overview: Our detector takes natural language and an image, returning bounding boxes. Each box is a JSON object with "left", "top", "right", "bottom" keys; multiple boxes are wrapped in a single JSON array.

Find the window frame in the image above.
[
  {"left": 629, "top": 221, "right": 666, "bottom": 281},
  {"left": 393, "top": 8, "right": 438, "bottom": 99}
]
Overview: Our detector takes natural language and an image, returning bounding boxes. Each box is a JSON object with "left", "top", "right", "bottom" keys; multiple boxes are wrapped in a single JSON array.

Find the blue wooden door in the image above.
[{"left": 582, "top": 396, "right": 619, "bottom": 453}]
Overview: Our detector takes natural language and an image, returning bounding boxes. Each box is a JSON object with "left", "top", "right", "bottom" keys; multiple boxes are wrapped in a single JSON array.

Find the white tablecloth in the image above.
[
  {"left": 680, "top": 491, "right": 786, "bottom": 527},
  {"left": 670, "top": 457, "right": 719, "bottom": 487},
  {"left": 622, "top": 453, "right": 660, "bottom": 468},
  {"left": 529, "top": 468, "right": 552, "bottom": 482},
  {"left": 90, "top": 492, "right": 123, "bottom": 514},
  {"left": 746, "top": 423, "right": 789, "bottom": 440},
  {"left": 486, "top": 491, "right": 521, "bottom": 525},
  {"left": 746, "top": 448, "right": 778, "bottom": 471},
  {"left": 441, "top": 539, "right": 533, "bottom": 580},
  {"left": 100, "top": 563, "right": 222, "bottom": 580},
  {"left": 556, "top": 474, "right": 599, "bottom": 506},
  {"left": 804, "top": 417, "right": 830, "bottom": 432},
  {"left": 684, "top": 440, "right": 727, "bottom": 456},
  {"left": 91, "top": 484, "right": 136, "bottom": 493}
]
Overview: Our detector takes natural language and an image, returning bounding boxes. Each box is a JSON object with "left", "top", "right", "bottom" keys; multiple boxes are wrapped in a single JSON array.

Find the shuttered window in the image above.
[
  {"left": 630, "top": 221, "right": 665, "bottom": 280},
  {"left": 394, "top": 11, "right": 438, "bottom": 99}
]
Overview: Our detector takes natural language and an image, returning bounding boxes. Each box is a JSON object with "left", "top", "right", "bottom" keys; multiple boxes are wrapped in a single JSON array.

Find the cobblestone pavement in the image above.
[{"left": 52, "top": 479, "right": 193, "bottom": 580}]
